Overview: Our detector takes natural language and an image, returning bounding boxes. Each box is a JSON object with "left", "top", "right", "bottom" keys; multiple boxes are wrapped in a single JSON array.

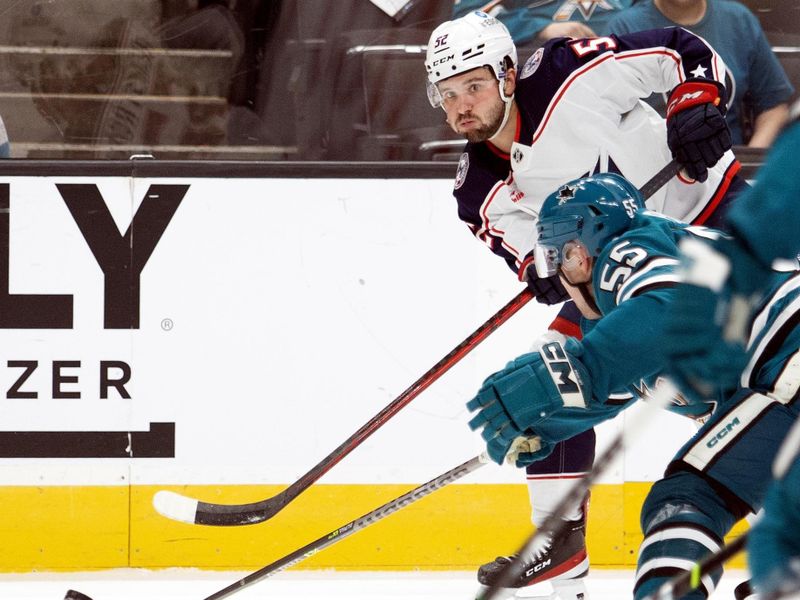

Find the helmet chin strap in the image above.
[{"left": 488, "top": 78, "right": 514, "bottom": 142}]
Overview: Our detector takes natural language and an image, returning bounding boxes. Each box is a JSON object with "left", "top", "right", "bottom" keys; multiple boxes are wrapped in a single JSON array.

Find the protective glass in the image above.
[
  {"left": 534, "top": 244, "right": 560, "bottom": 278},
  {"left": 427, "top": 73, "right": 498, "bottom": 109},
  {"left": 534, "top": 239, "right": 584, "bottom": 279},
  {"left": 426, "top": 80, "right": 444, "bottom": 108}
]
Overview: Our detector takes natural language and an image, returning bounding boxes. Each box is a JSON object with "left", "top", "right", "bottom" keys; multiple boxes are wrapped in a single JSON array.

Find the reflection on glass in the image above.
[{"left": 0, "top": 0, "right": 795, "bottom": 161}]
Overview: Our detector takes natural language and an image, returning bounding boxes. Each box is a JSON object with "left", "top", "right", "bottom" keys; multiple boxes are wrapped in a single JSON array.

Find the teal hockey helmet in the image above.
[{"left": 535, "top": 173, "right": 644, "bottom": 278}]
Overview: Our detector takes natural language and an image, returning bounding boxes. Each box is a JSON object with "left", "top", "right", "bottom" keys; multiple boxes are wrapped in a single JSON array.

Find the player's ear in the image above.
[{"left": 504, "top": 67, "right": 517, "bottom": 95}]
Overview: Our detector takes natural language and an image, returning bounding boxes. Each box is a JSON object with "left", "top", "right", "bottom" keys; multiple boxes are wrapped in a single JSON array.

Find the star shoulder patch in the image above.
[{"left": 520, "top": 48, "right": 544, "bottom": 80}]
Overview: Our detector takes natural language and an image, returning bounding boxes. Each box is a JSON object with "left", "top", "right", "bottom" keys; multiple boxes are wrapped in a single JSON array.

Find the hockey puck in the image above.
[{"left": 64, "top": 590, "right": 93, "bottom": 600}]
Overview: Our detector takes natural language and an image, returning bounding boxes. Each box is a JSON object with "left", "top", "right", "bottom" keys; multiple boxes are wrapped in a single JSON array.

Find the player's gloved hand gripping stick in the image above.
[{"left": 666, "top": 78, "right": 732, "bottom": 183}]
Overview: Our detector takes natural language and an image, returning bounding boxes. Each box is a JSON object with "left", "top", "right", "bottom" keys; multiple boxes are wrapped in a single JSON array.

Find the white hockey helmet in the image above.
[{"left": 425, "top": 11, "right": 517, "bottom": 108}]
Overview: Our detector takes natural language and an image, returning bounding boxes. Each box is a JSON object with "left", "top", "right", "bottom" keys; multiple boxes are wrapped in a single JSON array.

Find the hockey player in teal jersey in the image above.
[
  {"left": 659, "top": 110, "right": 800, "bottom": 599},
  {"left": 466, "top": 172, "right": 800, "bottom": 599},
  {"left": 663, "top": 111, "right": 800, "bottom": 403}
]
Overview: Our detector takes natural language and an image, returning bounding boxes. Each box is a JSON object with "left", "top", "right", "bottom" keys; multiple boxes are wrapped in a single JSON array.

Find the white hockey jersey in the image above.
[{"left": 452, "top": 27, "right": 741, "bottom": 279}]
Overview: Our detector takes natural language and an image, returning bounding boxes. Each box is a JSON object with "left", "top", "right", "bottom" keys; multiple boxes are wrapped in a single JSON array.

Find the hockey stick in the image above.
[
  {"left": 475, "top": 378, "right": 681, "bottom": 600},
  {"left": 638, "top": 158, "right": 680, "bottom": 200},
  {"left": 644, "top": 533, "right": 748, "bottom": 600},
  {"left": 154, "top": 159, "right": 679, "bottom": 527},
  {"left": 154, "top": 288, "right": 534, "bottom": 526},
  {"left": 201, "top": 453, "right": 490, "bottom": 600}
]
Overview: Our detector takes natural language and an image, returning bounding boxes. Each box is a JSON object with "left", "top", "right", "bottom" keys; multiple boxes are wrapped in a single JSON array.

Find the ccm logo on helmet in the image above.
[{"left": 431, "top": 54, "right": 454, "bottom": 67}]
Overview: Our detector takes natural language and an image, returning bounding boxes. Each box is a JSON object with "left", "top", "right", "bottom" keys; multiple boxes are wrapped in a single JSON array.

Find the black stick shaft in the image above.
[
  {"left": 266, "top": 289, "right": 532, "bottom": 511},
  {"left": 202, "top": 455, "right": 487, "bottom": 600},
  {"left": 157, "top": 288, "right": 533, "bottom": 526},
  {"left": 639, "top": 159, "right": 680, "bottom": 200}
]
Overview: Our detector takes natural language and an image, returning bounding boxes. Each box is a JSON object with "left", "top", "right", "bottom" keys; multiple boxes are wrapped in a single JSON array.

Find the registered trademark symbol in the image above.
[{"left": 161, "top": 318, "right": 174, "bottom": 331}]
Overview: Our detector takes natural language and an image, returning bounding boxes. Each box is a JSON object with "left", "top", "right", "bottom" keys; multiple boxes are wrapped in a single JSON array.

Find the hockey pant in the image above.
[{"left": 634, "top": 388, "right": 800, "bottom": 599}]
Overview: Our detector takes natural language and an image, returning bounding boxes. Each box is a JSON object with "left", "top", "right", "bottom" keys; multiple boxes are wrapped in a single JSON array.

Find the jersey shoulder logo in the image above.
[
  {"left": 454, "top": 152, "right": 469, "bottom": 190},
  {"left": 520, "top": 48, "right": 544, "bottom": 80}
]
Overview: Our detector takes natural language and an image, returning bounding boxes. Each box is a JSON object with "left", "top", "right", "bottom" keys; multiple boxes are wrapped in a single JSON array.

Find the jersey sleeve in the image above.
[
  {"left": 538, "top": 27, "right": 730, "bottom": 112},
  {"left": 578, "top": 217, "right": 685, "bottom": 401},
  {"left": 580, "top": 290, "right": 676, "bottom": 401},
  {"left": 453, "top": 151, "right": 539, "bottom": 278}
]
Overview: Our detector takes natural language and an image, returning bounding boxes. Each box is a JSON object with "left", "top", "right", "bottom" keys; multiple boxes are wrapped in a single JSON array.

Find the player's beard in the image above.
[{"left": 458, "top": 100, "right": 505, "bottom": 143}]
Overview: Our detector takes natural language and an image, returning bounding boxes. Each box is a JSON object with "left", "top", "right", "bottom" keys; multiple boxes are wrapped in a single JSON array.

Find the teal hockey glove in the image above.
[
  {"left": 664, "top": 234, "right": 773, "bottom": 399},
  {"left": 466, "top": 340, "right": 590, "bottom": 465}
]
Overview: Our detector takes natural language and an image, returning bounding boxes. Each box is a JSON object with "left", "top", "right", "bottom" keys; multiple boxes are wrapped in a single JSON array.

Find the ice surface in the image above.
[{"left": 0, "top": 568, "right": 750, "bottom": 600}]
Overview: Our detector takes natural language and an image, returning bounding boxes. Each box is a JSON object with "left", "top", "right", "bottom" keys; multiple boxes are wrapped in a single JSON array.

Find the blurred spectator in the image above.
[
  {"left": 159, "top": 1, "right": 282, "bottom": 148},
  {"left": 609, "top": 0, "right": 794, "bottom": 147},
  {"left": 159, "top": 1, "right": 246, "bottom": 99},
  {"left": 452, "top": 0, "right": 633, "bottom": 45}
]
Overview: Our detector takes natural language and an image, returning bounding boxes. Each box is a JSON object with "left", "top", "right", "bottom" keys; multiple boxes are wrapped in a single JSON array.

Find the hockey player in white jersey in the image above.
[
  {"left": 425, "top": 10, "right": 747, "bottom": 597},
  {"left": 466, "top": 172, "right": 800, "bottom": 599}
]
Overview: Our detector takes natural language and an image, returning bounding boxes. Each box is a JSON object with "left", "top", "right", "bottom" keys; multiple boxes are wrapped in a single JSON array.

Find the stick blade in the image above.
[
  {"left": 64, "top": 590, "right": 94, "bottom": 600},
  {"left": 153, "top": 490, "right": 281, "bottom": 526},
  {"left": 153, "top": 490, "right": 199, "bottom": 524}
]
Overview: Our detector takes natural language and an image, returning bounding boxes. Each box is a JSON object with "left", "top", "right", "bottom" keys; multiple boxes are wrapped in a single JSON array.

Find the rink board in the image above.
[
  {"left": 0, "top": 173, "right": 737, "bottom": 571},
  {"left": 0, "top": 482, "right": 748, "bottom": 571}
]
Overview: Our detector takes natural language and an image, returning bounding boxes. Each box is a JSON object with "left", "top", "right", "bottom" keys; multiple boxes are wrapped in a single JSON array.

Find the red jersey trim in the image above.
[
  {"left": 517, "top": 256, "right": 534, "bottom": 281},
  {"left": 549, "top": 315, "right": 583, "bottom": 339},
  {"left": 690, "top": 159, "right": 741, "bottom": 226},
  {"left": 478, "top": 180, "right": 523, "bottom": 260}
]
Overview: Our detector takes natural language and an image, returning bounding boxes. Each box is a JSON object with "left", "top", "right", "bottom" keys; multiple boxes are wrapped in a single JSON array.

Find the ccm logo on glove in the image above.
[
  {"left": 541, "top": 341, "right": 586, "bottom": 408},
  {"left": 666, "top": 81, "right": 722, "bottom": 117}
]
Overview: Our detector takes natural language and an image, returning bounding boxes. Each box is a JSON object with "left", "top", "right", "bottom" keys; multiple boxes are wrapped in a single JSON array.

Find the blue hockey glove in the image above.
[
  {"left": 525, "top": 263, "right": 570, "bottom": 305},
  {"left": 666, "top": 79, "right": 731, "bottom": 182},
  {"left": 663, "top": 234, "right": 773, "bottom": 400},
  {"left": 466, "top": 340, "right": 590, "bottom": 465}
]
